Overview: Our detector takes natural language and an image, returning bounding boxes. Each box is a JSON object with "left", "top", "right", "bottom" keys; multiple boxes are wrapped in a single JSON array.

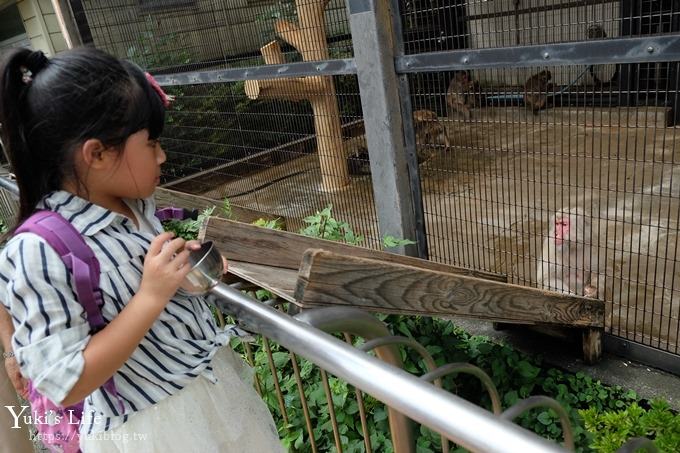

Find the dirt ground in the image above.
[{"left": 201, "top": 106, "right": 680, "bottom": 355}]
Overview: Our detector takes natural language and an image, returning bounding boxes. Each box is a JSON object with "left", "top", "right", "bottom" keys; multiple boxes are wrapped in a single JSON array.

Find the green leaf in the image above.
[
  {"left": 537, "top": 411, "right": 553, "bottom": 426},
  {"left": 517, "top": 360, "right": 540, "bottom": 379}
]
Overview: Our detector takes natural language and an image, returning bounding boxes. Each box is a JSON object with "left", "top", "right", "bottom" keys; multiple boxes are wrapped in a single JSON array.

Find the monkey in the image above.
[
  {"left": 586, "top": 24, "right": 616, "bottom": 86},
  {"left": 412, "top": 109, "right": 450, "bottom": 163},
  {"left": 345, "top": 136, "right": 371, "bottom": 175},
  {"left": 345, "top": 110, "right": 449, "bottom": 174},
  {"left": 523, "top": 70, "right": 553, "bottom": 115},
  {"left": 536, "top": 207, "right": 601, "bottom": 298},
  {"left": 446, "top": 71, "right": 475, "bottom": 120}
]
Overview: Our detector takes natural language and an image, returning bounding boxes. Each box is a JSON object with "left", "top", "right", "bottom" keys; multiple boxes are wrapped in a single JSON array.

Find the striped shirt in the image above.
[{"left": 0, "top": 191, "right": 232, "bottom": 434}]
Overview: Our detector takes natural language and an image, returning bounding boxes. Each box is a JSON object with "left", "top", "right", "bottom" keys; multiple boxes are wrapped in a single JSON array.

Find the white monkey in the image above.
[{"left": 537, "top": 207, "right": 601, "bottom": 298}]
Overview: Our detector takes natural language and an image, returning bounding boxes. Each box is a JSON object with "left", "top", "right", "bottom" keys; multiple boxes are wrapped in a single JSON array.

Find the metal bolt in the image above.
[
  {"left": 462, "top": 57, "right": 469, "bottom": 64},
  {"left": 647, "top": 46, "right": 655, "bottom": 53},
  {"left": 405, "top": 61, "right": 412, "bottom": 67},
  {"left": 543, "top": 52, "right": 550, "bottom": 60}
]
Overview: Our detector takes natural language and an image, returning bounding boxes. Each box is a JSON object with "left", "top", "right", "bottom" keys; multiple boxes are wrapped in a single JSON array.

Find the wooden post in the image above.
[
  {"left": 582, "top": 289, "right": 603, "bottom": 364},
  {"left": 244, "top": 0, "right": 349, "bottom": 192},
  {"left": 582, "top": 328, "right": 603, "bottom": 364}
]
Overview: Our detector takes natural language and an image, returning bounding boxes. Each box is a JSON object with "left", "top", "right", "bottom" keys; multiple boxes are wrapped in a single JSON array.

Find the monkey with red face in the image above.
[{"left": 537, "top": 207, "right": 601, "bottom": 298}]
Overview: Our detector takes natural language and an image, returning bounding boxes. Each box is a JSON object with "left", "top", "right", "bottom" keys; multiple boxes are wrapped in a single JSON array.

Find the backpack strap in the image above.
[
  {"left": 15, "top": 210, "right": 105, "bottom": 332},
  {"left": 155, "top": 207, "right": 198, "bottom": 222},
  {"left": 15, "top": 210, "right": 123, "bottom": 411}
]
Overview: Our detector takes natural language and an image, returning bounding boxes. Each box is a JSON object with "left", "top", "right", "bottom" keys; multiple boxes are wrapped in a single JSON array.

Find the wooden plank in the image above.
[
  {"left": 295, "top": 249, "right": 605, "bottom": 328},
  {"left": 227, "top": 260, "right": 297, "bottom": 303},
  {"left": 153, "top": 187, "right": 283, "bottom": 226},
  {"left": 202, "top": 216, "right": 507, "bottom": 283},
  {"left": 582, "top": 328, "right": 603, "bottom": 364}
]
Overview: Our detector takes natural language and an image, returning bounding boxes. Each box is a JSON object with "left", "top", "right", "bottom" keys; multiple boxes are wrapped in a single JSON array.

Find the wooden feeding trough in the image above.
[{"left": 199, "top": 217, "right": 606, "bottom": 364}]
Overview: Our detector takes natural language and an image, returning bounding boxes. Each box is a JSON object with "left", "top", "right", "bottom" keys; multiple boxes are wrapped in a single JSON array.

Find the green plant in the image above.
[
  {"left": 222, "top": 197, "right": 233, "bottom": 219},
  {"left": 382, "top": 235, "right": 416, "bottom": 249},
  {"left": 580, "top": 400, "right": 680, "bottom": 452},
  {"left": 299, "top": 204, "right": 364, "bottom": 245},
  {"left": 161, "top": 206, "right": 215, "bottom": 240},
  {"left": 252, "top": 217, "right": 284, "bottom": 230},
  {"left": 126, "top": 15, "right": 191, "bottom": 70}
]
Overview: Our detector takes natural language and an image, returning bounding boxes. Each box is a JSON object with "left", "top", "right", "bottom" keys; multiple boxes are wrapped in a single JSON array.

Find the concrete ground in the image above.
[{"left": 451, "top": 317, "right": 680, "bottom": 410}]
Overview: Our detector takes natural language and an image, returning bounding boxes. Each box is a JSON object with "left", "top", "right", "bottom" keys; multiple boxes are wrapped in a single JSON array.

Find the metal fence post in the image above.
[
  {"left": 344, "top": 0, "right": 423, "bottom": 258},
  {"left": 389, "top": 0, "right": 429, "bottom": 260}
]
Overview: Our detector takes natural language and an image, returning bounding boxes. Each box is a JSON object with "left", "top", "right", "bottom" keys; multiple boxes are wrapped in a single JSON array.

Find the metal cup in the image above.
[{"left": 181, "top": 241, "right": 224, "bottom": 295}]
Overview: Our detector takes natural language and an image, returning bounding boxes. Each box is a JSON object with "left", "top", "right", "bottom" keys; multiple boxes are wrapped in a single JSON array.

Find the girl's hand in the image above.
[
  {"left": 4, "top": 356, "right": 28, "bottom": 399},
  {"left": 139, "top": 232, "right": 193, "bottom": 303}
]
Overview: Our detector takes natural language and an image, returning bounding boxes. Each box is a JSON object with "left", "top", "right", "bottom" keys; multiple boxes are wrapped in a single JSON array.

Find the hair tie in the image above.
[
  {"left": 20, "top": 50, "right": 49, "bottom": 86},
  {"left": 144, "top": 72, "right": 174, "bottom": 108}
]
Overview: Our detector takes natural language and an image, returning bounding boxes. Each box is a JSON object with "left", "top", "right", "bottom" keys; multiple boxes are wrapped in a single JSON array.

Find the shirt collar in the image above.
[{"left": 37, "top": 191, "right": 153, "bottom": 237}]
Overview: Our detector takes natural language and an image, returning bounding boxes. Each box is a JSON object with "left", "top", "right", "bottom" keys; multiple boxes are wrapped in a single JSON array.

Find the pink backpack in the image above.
[{"left": 14, "top": 207, "right": 192, "bottom": 453}]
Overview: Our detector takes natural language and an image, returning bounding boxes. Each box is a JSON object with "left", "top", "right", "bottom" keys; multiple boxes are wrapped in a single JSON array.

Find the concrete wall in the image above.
[{"left": 0, "top": 0, "right": 68, "bottom": 56}]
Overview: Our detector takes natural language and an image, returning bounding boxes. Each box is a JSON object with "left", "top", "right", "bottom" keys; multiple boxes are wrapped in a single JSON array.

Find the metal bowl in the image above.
[{"left": 181, "top": 241, "right": 224, "bottom": 295}]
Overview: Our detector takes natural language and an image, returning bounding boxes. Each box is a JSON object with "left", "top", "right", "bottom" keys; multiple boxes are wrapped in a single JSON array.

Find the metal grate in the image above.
[
  {"left": 408, "top": 63, "right": 680, "bottom": 354},
  {"left": 70, "top": 0, "right": 352, "bottom": 73}
]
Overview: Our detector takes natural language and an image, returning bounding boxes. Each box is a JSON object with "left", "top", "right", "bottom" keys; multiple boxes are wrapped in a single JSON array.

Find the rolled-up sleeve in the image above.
[{"left": 0, "top": 233, "right": 91, "bottom": 404}]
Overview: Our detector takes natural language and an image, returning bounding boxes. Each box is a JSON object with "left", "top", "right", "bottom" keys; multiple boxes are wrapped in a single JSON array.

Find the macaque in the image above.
[
  {"left": 413, "top": 109, "right": 450, "bottom": 162},
  {"left": 586, "top": 24, "right": 616, "bottom": 85},
  {"left": 345, "top": 136, "right": 371, "bottom": 175},
  {"left": 537, "top": 207, "right": 601, "bottom": 298},
  {"left": 446, "top": 71, "right": 475, "bottom": 120},
  {"left": 523, "top": 70, "right": 553, "bottom": 115}
]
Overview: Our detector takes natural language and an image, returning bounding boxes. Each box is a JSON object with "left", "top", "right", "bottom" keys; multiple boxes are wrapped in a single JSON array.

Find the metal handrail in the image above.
[
  {"left": 501, "top": 395, "right": 575, "bottom": 451},
  {"left": 294, "top": 308, "right": 416, "bottom": 453},
  {"left": 212, "top": 283, "right": 567, "bottom": 453},
  {"left": 421, "top": 363, "right": 503, "bottom": 416},
  {"left": 358, "top": 335, "right": 449, "bottom": 453}
]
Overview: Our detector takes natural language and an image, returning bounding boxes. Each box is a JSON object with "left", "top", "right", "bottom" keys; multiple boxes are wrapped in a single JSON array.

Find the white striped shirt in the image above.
[{"left": 0, "top": 191, "right": 232, "bottom": 434}]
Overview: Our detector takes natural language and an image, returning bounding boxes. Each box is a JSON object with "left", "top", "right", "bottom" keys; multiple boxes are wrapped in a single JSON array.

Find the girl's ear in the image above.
[{"left": 80, "top": 138, "right": 111, "bottom": 169}]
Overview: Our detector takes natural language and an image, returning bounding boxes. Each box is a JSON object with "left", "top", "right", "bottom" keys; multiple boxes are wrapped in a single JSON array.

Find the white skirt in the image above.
[{"left": 80, "top": 347, "right": 283, "bottom": 453}]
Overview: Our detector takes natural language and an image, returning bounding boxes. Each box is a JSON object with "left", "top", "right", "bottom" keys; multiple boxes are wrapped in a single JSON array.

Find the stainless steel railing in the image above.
[{"left": 211, "top": 283, "right": 567, "bottom": 453}]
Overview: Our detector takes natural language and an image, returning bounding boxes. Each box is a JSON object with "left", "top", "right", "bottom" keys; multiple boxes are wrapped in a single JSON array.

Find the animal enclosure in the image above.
[{"left": 63, "top": 0, "right": 680, "bottom": 369}]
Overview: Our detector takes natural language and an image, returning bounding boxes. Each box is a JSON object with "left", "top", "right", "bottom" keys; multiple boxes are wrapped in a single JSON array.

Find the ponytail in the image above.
[{"left": 0, "top": 48, "right": 51, "bottom": 231}]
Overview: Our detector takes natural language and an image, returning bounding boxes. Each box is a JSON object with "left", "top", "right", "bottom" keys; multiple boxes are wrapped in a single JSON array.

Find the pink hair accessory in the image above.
[{"left": 144, "top": 72, "right": 175, "bottom": 108}]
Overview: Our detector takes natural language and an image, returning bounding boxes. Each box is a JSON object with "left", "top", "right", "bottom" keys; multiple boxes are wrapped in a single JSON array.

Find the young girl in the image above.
[{"left": 0, "top": 47, "right": 283, "bottom": 452}]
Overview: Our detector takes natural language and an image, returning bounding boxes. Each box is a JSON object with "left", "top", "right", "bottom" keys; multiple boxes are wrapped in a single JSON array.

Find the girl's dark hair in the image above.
[{"left": 0, "top": 46, "right": 165, "bottom": 229}]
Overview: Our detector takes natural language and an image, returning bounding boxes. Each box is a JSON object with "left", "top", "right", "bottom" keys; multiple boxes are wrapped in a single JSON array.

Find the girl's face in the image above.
[{"left": 106, "top": 129, "right": 166, "bottom": 199}]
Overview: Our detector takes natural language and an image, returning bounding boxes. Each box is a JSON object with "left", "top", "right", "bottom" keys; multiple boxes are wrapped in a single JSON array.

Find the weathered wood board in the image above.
[
  {"left": 154, "top": 187, "right": 282, "bottom": 226},
  {"left": 201, "top": 217, "right": 506, "bottom": 282},
  {"left": 295, "top": 249, "right": 605, "bottom": 328},
  {"left": 228, "top": 260, "right": 297, "bottom": 302}
]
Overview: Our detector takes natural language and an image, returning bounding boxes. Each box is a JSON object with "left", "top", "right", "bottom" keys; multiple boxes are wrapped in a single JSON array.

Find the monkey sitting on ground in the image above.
[
  {"left": 413, "top": 109, "right": 450, "bottom": 163},
  {"left": 536, "top": 207, "right": 601, "bottom": 298},
  {"left": 523, "top": 70, "right": 553, "bottom": 115},
  {"left": 446, "top": 71, "right": 476, "bottom": 120}
]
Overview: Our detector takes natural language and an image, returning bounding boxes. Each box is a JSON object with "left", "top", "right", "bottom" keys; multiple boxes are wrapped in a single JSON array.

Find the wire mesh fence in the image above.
[
  {"left": 399, "top": 0, "right": 680, "bottom": 54},
  {"left": 58, "top": 0, "right": 680, "bottom": 361},
  {"left": 70, "top": 0, "right": 352, "bottom": 73},
  {"left": 408, "top": 62, "right": 679, "bottom": 354}
]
